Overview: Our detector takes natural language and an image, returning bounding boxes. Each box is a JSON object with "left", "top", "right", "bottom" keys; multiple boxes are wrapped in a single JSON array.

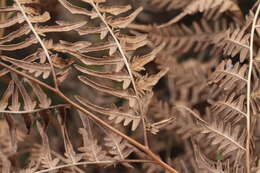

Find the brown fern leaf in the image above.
[
  {"left": 159, "top": 0, "right": 242, "bottom": 27},
  {"left": 157, "top": 57, "right": 220, "bottom": 105},
  {"left": 78, "top": 128, "right": 108, "bottom": 161},
  {"left": 209, "top": 59, "right": 248, "bottom": 93},
  {"left": 168, "top": 106, "right": 203, "bottom": 139},
  {"left": 74, "top": 64, "right": 131, "bottom": 89},
  {"left": 0, "top": 49, "right": 46, "bottom": 77},
  {"left": 147, "top": 99, "right": 176, "bottom": 134},
  {"left": 136, "top": 68, "right": 169, "bottom": 94},
  {"left": 149, "top": 0, "right": 191, "bottom": 11},
  {"left": 134, "top": 19, "right": 236, "bottom": 56},
  {"left": 0, "top": 80, "right": 14, "bottom": 110},
  {"left": 59, "top": 1, "right": 164, "bottom": 130},
  {"left": 0, "top": 24, "right": 30, "bottom": 44},
  {"left": 0, "top": 149, "right": 11, "bottom": 173},
  {"left": 104, "top": 132, "right": 134, "bottom": 162},
  {"left": 130, "top": 43, "right": 165, "bottom": 72},
  {"left": 8, "top": 85, "right": 20, "bottom": 112},
  {"left": 4, "top": 114, "right": 18, "bottom": 153},
  {"left": 78, "top": 111, "right": 109, "bottom": 162},
  {"left": 36, "top": 121, "right": 60, "bottom": 170},
  {"left": 174, "top": 114, "right": 201, "bottom": 139},
  {"left": 11, "top": 73, "right": 37, "bottom": 111},
  {"left": 57, "top": 114, "right": 82, "bottom": 164},
  {"left": 211, "top": 93, "right": 246, "bottom": 124},
  {"left": 1, "top": 56, "right": 51, "bottom": 79},
  {"left": 75, "top": 95, "right": 141, "bottom": 131},
  {"left": 107, "top": 7, "right": 143, "bottom": 28},
  {"left": 193, "top": 142, "right": 244, "bottom": 173},
  {"left": 174, "top": 106, "right": 246, "bottom": 157},
  {"left": 0, "top": 1, "right": 77, "bottom": 116},
  {"left": 213, "top": 28, "right": 250, "bottom": 62},
  {"left": 0, "top": 0, "right": 164, "bottom": 134},
  {"left": 199, "top": 116, "right": 246, "bottom": 156},
  {"left": 251, "top": 79, "right": 260, "bottom": 115}
]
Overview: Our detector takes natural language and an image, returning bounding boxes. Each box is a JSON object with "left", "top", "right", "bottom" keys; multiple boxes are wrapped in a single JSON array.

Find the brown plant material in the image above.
[{"left": 0, "top": 0, "right": 260, "bottom": 173}]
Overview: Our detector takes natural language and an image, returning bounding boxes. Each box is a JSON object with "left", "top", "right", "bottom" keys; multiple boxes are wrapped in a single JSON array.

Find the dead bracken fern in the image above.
[{"left": 0, "top": 0, "right": 260, "bottom": 173}]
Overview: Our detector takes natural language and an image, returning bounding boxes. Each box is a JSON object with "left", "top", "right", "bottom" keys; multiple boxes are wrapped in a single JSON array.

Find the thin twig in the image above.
[
  {"left": 14, "top": 0, "right": 59, "bottom": 89},
  {"left": 0, "top": 61, "right": 179, "bottom": 173},
  {"left": 0, "top": 104, "right": 70, "bottom": 114},
  {"left": 90, "top": 1, "right": 149, "bottom": 147},
  {"left": 247, "top": 1, "right": 260, "bottom": 172}
]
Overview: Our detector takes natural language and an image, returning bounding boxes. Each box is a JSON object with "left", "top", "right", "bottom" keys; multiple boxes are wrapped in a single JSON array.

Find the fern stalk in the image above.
[
  {"left": 247, "top": 1, "right": 260, "bottom": 172},
  {"left": 0, "top": 104, "right": 69, "bottom": 114},
  {"left": 14, "top": 0, "right": 59, "bottom": 90}
]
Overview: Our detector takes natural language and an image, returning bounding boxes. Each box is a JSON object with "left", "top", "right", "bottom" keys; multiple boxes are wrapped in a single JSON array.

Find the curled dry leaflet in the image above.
[{"left": 0, "top": 0, "right": 259, "bottom": 172}]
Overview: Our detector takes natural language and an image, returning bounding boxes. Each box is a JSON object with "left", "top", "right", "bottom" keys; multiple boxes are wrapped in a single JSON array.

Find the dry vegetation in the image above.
[{"left": 0, "top": 0, "right": 259, "bottom": 172}]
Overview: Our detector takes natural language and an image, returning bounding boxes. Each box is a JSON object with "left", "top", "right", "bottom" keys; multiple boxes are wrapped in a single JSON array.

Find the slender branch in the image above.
[
  {"left": 247, "top": 1, "right": 260, "bottom": 172},
  {"left": 0, "top": 104, "right": 70, "bottom": 114},
  {"left": 34, "top": 159, "right": 155, "bottom": 173},
  {"left": 14, "top": 0, "right": 59, "bottom": 89},
  {"left": 0, "top": 61, "right": 178, "bottom": 173},
  {"left": 90, "top": 1, "right": 149, "bottom": 147}
]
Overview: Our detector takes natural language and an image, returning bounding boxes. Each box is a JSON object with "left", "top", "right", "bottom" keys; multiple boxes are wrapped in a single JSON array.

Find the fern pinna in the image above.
[{"left": 0, "top": 0, "right": 260, "bottom": 173}]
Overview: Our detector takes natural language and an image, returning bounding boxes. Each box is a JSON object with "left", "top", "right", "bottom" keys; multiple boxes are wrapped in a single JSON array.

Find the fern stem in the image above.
[
  {"left": 0, "top": 61, "right": 179, "bottom": 173},
  {"left": 14, "top": 0, "right": 59, "bottom": 90},
  {"left": 247, "top": 1, "right": 260, "bottom": 172},
  {"left": 0, "top": 104, "right": 70, "bottom": 114},
  {"left": 89, "top": 1, "right": 149, "bottom": 148}
]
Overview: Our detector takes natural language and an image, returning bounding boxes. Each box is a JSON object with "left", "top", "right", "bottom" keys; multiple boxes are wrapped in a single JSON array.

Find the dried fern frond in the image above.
[
  {"left": 213, "top": 28, "right": 250, "bottom": 62},
  {"left": 173, "top": 106, "right": 246, "bottom": 158},
  {"left": 78, "top": 111, "right": 109, "bottom": 162},
  {"left": 0, "top": 0, "right": 164, "bottom": 133},
  {"left": 158, "top": 0, "right": 242, "bottom": 28},
  {"left": 193, "top": 141, "right": 244, "bottom": 173},
  {"left": 75, "top": 95, "right": 141, "bottom": 131},
  {"left": 199, "top": 116, "right": 246, "bottom": 156},
  {"left": 0, "top": 0, "right": 258, "bottom": 173},
  {"left": 56, "top": 0, "right": 166, "bottom": 131},
  {"left": 251, "top": 79, "right": 260, "bottom": 115},
  {"left": 131, "top": 19, "right": 236, "bottom": 56},
  {"left": 156, "top": 57, "right": 220, "bottom": 105},
  {"left": 104, "top": 132, "right": 134, "bottom": 163},
  {"left": 36, "top": 121, "right": 60, "bottom": 170},
  {"left": 148, "top": 0, "right": 192, "bottom": 11},
  {"left": 209, "top": 59, "right": 248, "bottom": 93},
  {"left": 57, "top": 114, "right": 82, "bottom": 164},
  {"left": 211, "top": 93, "right": 246, "bottom": 124},
  {"left": 1, "top": 56, "right": 51, "bottom": 79}
]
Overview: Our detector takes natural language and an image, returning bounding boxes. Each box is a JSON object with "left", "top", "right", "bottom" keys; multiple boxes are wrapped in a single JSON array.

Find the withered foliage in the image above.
[{"left": 0, "top": 0, "right": 259, "bottom": 173}]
